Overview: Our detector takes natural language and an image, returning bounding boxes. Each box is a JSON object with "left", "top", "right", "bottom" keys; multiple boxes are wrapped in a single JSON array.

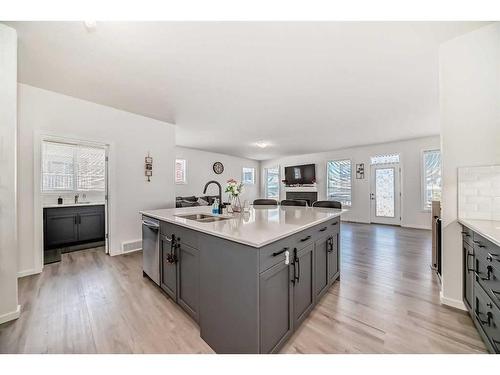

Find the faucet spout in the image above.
[{"left": 203, "top": 180, "right": 223, "bottom": 214}]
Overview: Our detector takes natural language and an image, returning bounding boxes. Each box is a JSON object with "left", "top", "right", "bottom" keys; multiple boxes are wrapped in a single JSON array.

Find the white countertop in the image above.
[
  {"left": 141, "top": 205, "right": 344, "bottom": 248},
  {"left": 458, "top": 218, "right": 500, "bottom": 247},
  {"left": 44, "top": 202, "right": 106, "bottom": 208}
]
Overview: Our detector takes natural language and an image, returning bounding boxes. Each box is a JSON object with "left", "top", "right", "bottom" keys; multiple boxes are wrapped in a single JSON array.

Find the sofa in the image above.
[{"left": 175, "top": 195, "right": 219, "bottom": 208}]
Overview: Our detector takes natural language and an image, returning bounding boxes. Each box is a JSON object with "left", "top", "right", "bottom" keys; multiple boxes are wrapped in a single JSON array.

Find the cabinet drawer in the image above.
[
  {"left": 474, "top": 283, "right": 500, "bottom": 353},
  {"left": 259, "top": 223, "right": 321, "bottom": 272},
  {"left": 473, "top": 232, "right": 500, "bottom": 260},
  {"left": 461, "top": 225, "right": 473, "bottom": 246},
  {"left": 475, "top": 249, "right": 500, "bottom": 310},
  {"left": 160, "top": 221, "right": 198, "bottom": 249}
]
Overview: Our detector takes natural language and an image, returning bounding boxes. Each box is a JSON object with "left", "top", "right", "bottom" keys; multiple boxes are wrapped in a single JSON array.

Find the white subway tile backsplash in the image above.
[{"left": 458, "top": 165, "right": 500, "bottom": 220}]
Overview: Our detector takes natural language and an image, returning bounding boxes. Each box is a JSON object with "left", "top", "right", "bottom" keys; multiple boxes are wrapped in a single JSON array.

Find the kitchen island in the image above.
[{"left": 140, "top": 205, "right": 343, "bottom": 353}]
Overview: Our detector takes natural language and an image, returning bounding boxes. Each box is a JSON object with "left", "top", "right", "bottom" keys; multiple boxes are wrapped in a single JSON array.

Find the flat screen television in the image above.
[{"left": 284, "top": 164, "right": 316, "bottom": 185}]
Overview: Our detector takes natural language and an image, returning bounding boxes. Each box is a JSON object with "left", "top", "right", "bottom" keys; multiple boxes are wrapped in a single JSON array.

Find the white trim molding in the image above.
[
  {"left": 0, "top": 304, "right": 21, "bottom": 324},
  {"left": 17, "top": 268, "right": 42, "bottom": 278},
  {"left": 440, "top": 291, "right": 467, "bottom": 311}
]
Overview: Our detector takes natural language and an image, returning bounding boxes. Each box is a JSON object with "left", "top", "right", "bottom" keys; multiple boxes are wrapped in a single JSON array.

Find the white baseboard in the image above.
[
  {"left": 17, "top": 268, "right": 42, "bottom": 278},
  {"left": 440, "top": 291, "right": 467, "bottom": 311},
  {"left": 402, "top": 224, "right": 431, "bottom": 230},
  {"left": 0, "top": 304, "right": 21, "bottom": 324}
]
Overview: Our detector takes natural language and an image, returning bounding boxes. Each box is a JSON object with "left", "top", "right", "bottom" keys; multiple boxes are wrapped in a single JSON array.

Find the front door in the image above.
[{"left": 370, "top": 164, "right": 401, "bottom": 225}]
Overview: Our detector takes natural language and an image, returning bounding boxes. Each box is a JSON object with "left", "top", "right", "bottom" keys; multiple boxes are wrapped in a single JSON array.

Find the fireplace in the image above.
[{"left": 286, "top": 191, "right": 318, "bottom": 206}]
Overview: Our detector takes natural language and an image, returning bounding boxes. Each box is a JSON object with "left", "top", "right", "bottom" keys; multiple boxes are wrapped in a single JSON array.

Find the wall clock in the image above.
[{"left": 213, "top": 162, "right": 224, "bottom": 174}]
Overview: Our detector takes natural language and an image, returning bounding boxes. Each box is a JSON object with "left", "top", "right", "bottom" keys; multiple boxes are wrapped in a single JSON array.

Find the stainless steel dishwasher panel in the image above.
[{"left": 142, "top": 217, "right": 160, "bottom": 285}]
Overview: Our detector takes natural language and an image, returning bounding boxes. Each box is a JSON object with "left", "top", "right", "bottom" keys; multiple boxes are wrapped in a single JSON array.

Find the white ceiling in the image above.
[{"left": 6, "top": 21, "right": 487, "bottom": 160}]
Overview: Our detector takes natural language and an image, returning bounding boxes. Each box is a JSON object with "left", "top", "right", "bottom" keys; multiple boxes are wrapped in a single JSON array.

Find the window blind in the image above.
[
  {"left": 42, "top": 141, "right": 105, "bottom": 192},
  {"left": 327, "top": 160, "right": 352, "bottom": 206}
]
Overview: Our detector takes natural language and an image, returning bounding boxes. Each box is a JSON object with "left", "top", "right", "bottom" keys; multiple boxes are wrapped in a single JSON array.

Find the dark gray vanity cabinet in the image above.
[
  {"left": 78, "top": 209, "right": 105, "bottom": 242},
  {"left": 462, "top": 224, "right": 500, "bottom": 353},
  {"left": 44, "top": 205, "right": 105, "bottom": 250},
  {"left": 259, "top": 260, "right": 294, "bottom": 354},
  {"left": 44, "top": 209, "right": 79, "bottom": 248}
]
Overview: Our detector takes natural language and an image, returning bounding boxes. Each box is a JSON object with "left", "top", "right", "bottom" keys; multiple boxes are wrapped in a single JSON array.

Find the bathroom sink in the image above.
[{"left": 175, "top": 213, "right": 231, "bottom": 223}]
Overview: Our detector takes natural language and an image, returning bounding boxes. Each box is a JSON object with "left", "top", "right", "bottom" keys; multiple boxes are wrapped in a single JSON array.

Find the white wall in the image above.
[
  {"left": 261, "top": 136, "right": 440, "bottom": 229},
  {"left": 440, "top": 23, "right": 500, "bottom": 309},
  {"left": 0, "top": 24, "right": 20, "bottom": 323},
  {"left": 175, "top": 146, "right": 260, "bottom": 203},
  {"left": 18, "top": 84, "right": 176, "bottom": 276}
]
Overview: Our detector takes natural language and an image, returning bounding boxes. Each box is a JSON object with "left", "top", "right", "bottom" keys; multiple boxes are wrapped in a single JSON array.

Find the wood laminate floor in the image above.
[{"left": 0, "top": 223, "right": 487, "bottom": 354}]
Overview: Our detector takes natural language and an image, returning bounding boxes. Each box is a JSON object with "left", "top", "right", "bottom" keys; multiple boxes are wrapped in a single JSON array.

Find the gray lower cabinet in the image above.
[
  {"left": 463, "top": 241, "right": 474, "bottom": 311},
  {"left": 178, "top": 243, "right": 200, "bottom": 321},
  {"left": 160, "top": 229, "right": 200, "bottom": 322},
  {"left": 293, "top": 244, "right": 315, "bottom": 326},
  {"left": 160, "top": 235, "right": 178, "bottom": 301},
  {"left": 462, "top": 224, "right": 500, "bottom": 353},
  {"left": 148, "top": 215, "right": 342, "bottom": 353},
  {"left": 314, "top": 235, "right": 330, "bottom": 299},
  {"left": 328, "top": 233, "right": 340, "bottom": 283},
  {"left": 259, "top": 260, "right": 293, "bottom": 354}
]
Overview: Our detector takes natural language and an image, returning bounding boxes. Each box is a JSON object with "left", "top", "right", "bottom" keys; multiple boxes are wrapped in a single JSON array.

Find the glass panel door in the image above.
[{"left": 370, "top": 163, "right": 401, "bottom": 225}]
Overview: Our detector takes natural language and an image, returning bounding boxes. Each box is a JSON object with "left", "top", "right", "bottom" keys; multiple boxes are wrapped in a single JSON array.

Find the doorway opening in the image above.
[
  {"left": 370, "top": 154, "right": 401, "bottom": 226},
  {"left": 37, "top": 136, "right": 110, "bottom": 266}
]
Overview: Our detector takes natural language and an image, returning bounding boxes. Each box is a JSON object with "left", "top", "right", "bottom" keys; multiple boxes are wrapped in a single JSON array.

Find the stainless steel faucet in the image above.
[{"left": 74, "top": 194, "right": 79, "bottom": 204}]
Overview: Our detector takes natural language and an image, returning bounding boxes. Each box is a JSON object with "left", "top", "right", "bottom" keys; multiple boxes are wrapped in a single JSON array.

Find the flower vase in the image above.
[{"left": 231, "top": 196, "right": 242, "bottom": 212}]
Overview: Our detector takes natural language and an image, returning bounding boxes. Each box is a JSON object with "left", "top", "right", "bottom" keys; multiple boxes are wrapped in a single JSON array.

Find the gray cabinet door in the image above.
[
  {"left": 293, "top": 244, "right": 315, "bottom": 327},
  {"left": 463, "top": 241, "right": 474, "bottom": 311},
  {"left": 160, "top": 236, "right": 177, "bottom": 301},
  {"left": 178, "top": 242, "right": 200, "bottom": 322},
  {"left": 314, "top": 235, "right": 329, "bottom": 299},
  {"left": 328, "top": 233, "right": 339, "bottom": 284},
  {"left": 77, "top": 208, "right": 105, "bottom": 242},
  {"left": 44, "top": 211, "right": 78, "bottom": 248},
  {"left": 259, "top": 260, "right": 293, "bottom": 353}
]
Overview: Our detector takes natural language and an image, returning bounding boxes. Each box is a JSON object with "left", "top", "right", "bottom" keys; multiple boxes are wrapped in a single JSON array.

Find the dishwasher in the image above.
[{"left": 142, "top": 216, "right": 160, "bottom": 285}]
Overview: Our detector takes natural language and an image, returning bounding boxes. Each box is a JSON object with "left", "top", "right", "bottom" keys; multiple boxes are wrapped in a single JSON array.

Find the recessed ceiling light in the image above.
[
  {"left": 254, "top": 140, "right": 271, "bottom": 148},
  {"left": 83, "top": 21, "right": 97, "bottom": 32}
]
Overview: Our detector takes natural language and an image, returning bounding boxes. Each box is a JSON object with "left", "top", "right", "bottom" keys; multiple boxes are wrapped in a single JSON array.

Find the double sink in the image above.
[{"left": 175, "top": 213, "right": 231, "bottom": 223}]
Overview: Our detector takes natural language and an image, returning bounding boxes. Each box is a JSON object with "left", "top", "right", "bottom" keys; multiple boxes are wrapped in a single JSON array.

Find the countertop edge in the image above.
[
  {"left": 43, "top": 202, "right": 106, "bottom": 208},
  {"left": 458, "top": 218, "right": 500, "bottom": 247},
  {"left": 140, "top": 210, "right": 342, "bottom": 248}
]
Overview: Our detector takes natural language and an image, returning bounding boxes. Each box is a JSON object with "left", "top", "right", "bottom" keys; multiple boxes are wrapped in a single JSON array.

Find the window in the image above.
[
  {"left": 242, "top": 167, "right": 255, "bottom": 185},
  {"left": 42, "top": 141, "right": 105, "bottom": 192},
  {"left": 422, "top": 150, "right": 441, "bottom": 210},
  {"left": 327, "top": 160, "right": 352, "bottom": 206},
  {"left": 265, "top": 167, "right": 280, "bottom": 199},
  {"left": 175, "top": 159, "right": 187, "bottom": 184},
  {"left": 370, "top": 153, "right": 400, "bottom": 165}
]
